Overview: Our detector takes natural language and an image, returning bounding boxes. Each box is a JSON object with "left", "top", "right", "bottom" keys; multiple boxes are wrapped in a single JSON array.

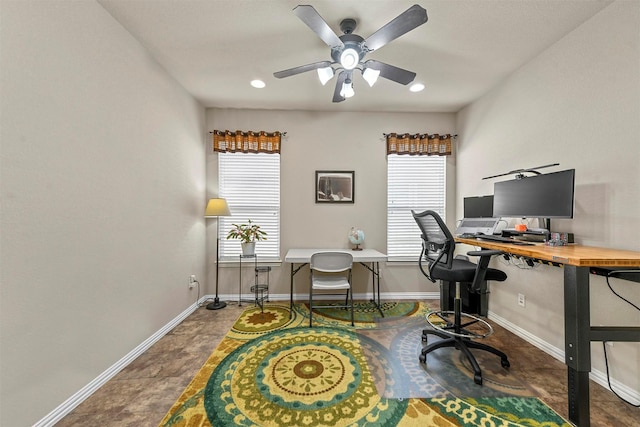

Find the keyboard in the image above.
[
  {"left": 475, "top": 234, "right": 534, "bottom": 246},
  {"left": 458, "top": 233, "right": 479, "bottom": 238}
]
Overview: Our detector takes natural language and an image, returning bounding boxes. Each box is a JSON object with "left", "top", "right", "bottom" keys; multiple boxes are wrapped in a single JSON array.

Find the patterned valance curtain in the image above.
[
  {"left": 385, "top": 133, "right": 454, "bottom": 156},
  {"left": 212, "top": 130, "right": 282, "bottom": 154}
]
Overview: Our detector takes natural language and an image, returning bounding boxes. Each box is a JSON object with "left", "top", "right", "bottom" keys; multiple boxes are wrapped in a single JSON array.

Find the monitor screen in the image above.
[
  {"left": 464, "top": 195, "right": 494, "bottom": 218},
  {"left": 493, "top": 169, "right": 575, "bottom": 219}
]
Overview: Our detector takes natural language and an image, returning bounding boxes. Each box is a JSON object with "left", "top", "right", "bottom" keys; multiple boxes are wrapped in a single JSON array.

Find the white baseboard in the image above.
[
  {"left": 488, "top": 310, "right": 640, "bottom": 405},
  {"left": 225, "top": 291, "right": 441, "bottom": 302},
  {"left": 34, "top": 299, "right": 204, "bottom": 427}
]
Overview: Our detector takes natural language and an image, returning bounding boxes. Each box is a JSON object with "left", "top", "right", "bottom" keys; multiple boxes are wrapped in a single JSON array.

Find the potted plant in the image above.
[{"left": 226, "top": 219, "right": 267, "bottom": 255}]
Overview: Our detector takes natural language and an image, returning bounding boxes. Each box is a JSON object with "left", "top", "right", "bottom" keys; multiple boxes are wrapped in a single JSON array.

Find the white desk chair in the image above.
[{"left": 309, "top": 252, "right": 354, "bottom": 327}]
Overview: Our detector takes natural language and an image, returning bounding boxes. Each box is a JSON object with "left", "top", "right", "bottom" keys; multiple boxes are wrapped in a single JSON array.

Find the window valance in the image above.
[
  {"left": 212, "top": 130, "right": 283, "bottom": 154},
  {"left": 385, "top": 133, "right": 454, "bottom": 156}
]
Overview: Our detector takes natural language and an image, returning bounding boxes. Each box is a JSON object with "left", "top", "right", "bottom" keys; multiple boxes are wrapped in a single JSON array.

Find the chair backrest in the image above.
[
  {"left": 310, "top": 252, "right": 353, "bottom": 273},
  {"left": 412, "top": 210, "right": 456, "bottom": 280}
]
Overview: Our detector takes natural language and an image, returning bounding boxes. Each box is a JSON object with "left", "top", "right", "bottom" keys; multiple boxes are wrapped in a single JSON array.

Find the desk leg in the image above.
[
  {"left": 364, "top": 262, "right": 384, "bottom": 317},
  {"left": 564, "top": 265, "right": 591, "bottom": 426},
  {"left": 290, "top": 263, "right": 294, "bottom": 319},
  {"left": 288, "top": 263, "right": 308, "bottom": 318}
]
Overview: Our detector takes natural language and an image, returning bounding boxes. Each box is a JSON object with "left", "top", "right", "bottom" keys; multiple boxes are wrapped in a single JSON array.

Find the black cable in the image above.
[
  {"left": 606, "top": 270, "right": 640, "bottom": 311},
  {"left": 600, "top": 270, "right": 640, "bottom": 406},
  {"left": 194, "top": 280, "right": 214, "bottom": 308},
  {"left": 602, "top": 342, "right": 640, "bottom": 407}
]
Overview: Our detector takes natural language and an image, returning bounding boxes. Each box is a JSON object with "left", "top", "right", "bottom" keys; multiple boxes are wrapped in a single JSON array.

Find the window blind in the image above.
[
  {"left": 219, "top": 152, "right": 280, "bottom": 260},
  {"left": 387, "top": 154, "right": 446, "bottom": 261}
]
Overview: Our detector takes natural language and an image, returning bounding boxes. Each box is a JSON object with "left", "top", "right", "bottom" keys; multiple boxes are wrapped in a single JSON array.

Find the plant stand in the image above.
[{"left": 238, "top": 255, "right": 270, "bottom": 312}]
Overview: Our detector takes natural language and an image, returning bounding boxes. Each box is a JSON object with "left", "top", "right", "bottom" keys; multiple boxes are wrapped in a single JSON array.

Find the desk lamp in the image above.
[{"left": 204, "top": 198, "right": 231, "bottom": 310}]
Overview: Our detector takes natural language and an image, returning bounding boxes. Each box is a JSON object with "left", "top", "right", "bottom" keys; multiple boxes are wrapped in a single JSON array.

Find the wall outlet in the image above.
[
  {"left": 518, "top": 293, "right": 525, "bottom": 307},
  {"left": 188, "top": 275, "right": 197, "bottom": 289}
]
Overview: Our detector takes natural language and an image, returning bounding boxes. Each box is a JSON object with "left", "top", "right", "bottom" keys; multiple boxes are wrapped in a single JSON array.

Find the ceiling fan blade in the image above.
[
  {"left": 364, "top": 60, "right": 416, "bottom": 85},
  {"left": 273, "top": 61, "right": 332, "bottom": 79},
  {"left": 363, "top": 4, "right": 428, "bottom": 52},
  {"left": 293, "top": 5, "right": 344, "bottom": 48},
  {"left": 332, "top": 71, "right": 348, "bottom": 103}
]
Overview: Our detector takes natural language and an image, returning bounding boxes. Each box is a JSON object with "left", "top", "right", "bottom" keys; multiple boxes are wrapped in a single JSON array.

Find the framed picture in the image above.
[{"left": 315, "top": 171, "right": 354, "bottom": 203}]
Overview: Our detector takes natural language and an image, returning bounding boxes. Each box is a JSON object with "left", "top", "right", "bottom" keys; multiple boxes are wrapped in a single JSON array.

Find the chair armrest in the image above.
[{"left": 467, "top": 249, "right": 502, "bottom": 258}]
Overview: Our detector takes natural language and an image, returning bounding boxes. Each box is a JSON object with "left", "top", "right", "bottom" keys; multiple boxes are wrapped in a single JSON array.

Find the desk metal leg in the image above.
[
  {"left": 360, "top": 261, "right": 384, "bottom": 317},
  {"left": 289, "top": 263, "right": 307, "bottom": 319},
  {"left": 564, "top": 265, "right": 591, "bottom": 426},
  {"left": 290, "top": 263, "right": 294, "bottom": 318}
]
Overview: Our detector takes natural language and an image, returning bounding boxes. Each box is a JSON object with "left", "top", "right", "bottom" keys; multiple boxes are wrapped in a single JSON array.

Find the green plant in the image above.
[{"left": 225, "top": 219, "right": 267, "bottom": 243}]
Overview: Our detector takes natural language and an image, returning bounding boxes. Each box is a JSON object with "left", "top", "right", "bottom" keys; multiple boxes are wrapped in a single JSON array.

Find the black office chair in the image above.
[{"left": 412, "top": 209, "right": 510, "bottom": 385}]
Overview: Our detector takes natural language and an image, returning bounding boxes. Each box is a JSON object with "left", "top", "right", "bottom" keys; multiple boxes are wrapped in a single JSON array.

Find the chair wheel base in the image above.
[
  {"left": 474, "top": 374, "right": 483, "bottom": 385},
  {"left": 419, "top": 354, "right": 427, "bottom": 363},
  {"left": 501, "top": 359, "right": 510, "bottom": 368}
]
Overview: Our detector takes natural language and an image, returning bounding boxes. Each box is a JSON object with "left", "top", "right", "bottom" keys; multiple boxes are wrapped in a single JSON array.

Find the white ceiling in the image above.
[{"left": 98, "top": 0, "right": 612, "bottom": 113}]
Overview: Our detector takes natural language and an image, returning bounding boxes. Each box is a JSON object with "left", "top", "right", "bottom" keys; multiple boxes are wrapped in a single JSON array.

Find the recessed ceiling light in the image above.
[
  {"left": 251, "top": 79, "right": 266, "bottom": 89},
  {"left": 409, "top": 83, "right": 425, "bottom": 92}
]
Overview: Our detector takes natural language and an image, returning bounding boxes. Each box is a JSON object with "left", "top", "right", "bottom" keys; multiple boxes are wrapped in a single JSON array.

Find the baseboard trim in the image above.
[
  {"left": 34, "top": 299, "right": 204, "bottom": 427},
  {"left": 488, "top": 310, "right": 640, "bottom": 405},
  {"left": 226, "top": 292, "right": 441, "bottom": 302}
]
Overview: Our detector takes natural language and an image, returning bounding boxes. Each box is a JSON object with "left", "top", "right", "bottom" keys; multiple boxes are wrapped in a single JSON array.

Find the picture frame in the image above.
[{"left": 315, "top": 171, "right": 354, "bottom": 203}]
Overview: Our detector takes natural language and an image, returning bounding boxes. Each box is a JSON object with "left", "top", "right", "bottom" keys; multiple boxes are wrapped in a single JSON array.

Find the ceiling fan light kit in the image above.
[
  {"left": 317, "top": 66, "right": 334, "bottom": 85},
  {"left": 339, "top": 48, "right": 360, "bottom": 70},
  {"left": 362, "top": 67, "right": 380, "bottom": 87},
  {"left": 340, "top": 79, "right": 355, "bottom": 98},
  {"left": 274, "top": 4, "right": 428, "bottom": 103}
]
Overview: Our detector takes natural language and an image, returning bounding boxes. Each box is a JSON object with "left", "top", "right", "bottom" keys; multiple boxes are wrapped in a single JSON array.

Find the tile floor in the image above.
[{"left": 55, "top": 300, "right": 639, "bottom": 427}]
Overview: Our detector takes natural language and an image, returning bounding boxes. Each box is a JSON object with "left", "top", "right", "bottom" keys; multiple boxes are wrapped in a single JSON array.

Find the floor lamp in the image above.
[{"left": 204, "top": 198, "right": 231, "bottom": 310}]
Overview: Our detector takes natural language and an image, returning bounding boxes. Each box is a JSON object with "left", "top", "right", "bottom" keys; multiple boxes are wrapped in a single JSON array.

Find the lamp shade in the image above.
[
  {"left": 340, "top": 79, "right": 355, "bottom": 98},
  {"left": 362, "top": 67, "right": 380, "bottom": 87},
  {"left": 204, "top": 198, "right": 231, "bottom": 217}
]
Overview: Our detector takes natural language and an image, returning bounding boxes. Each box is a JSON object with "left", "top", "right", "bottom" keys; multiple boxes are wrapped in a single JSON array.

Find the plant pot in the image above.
[{"left": 241, "top": 241, "right": 256, "bottom": 256}]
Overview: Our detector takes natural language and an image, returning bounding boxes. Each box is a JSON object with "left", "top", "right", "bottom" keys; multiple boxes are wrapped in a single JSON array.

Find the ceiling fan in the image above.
[{"left": 273, "top": 4, "right": 428, "bottom": 103}]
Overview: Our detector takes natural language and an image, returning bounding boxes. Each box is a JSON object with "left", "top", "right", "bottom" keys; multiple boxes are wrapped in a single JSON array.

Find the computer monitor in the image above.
[
  {"left": 463, "top": 195, "right": 494, "bottom": 218},
  {"left": 493, "top": 169, "right": 575, "bottom": 228}
]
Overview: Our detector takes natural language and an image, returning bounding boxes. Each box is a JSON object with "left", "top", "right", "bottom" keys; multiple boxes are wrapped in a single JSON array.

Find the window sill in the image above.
[{"left": 219, "top": 257, "right": 282, "bottom": 267}]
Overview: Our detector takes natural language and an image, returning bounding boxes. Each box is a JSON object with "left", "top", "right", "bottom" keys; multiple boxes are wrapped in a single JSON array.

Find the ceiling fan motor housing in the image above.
[{"left": 339, "top": 18, "right": 357, "bottom": 34}]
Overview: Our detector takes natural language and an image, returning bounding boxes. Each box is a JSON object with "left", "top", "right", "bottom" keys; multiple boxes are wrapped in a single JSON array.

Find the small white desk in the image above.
[{"left": 284, "top": 248, "right": 387, "bottom": 318}]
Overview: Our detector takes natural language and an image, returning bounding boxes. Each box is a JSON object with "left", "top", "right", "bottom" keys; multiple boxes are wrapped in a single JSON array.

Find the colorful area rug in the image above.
[{"left": 159, "top": 302, "right": 570, "bottom": 426}]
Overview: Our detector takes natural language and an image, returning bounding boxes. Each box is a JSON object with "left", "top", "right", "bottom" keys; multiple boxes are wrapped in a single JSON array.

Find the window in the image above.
[
  {"left": 387, "top": 154, "right": 446, "bottom": 261},
  {"left": 218, "top": 152, "right": 280, "bottom": 260}
]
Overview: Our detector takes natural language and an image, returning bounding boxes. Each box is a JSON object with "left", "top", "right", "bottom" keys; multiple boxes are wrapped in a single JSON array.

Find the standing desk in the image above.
[
  {"left": 284, "top": 248, "right": 387, "bottom": 317},
  {"left": 456, "top": 237, "right": 640, "bottom": 427}
]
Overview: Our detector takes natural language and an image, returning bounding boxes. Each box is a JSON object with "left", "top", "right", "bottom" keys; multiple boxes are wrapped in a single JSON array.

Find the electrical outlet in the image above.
[
  {"left": 188, "top": 275, "right": 197, "bottom": 289},
  {"left": 518, "top": 293, "right": 525, "bottom": 307}
]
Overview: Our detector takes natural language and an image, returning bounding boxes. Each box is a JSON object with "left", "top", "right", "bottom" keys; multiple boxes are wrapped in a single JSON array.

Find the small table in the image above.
[{"left": 284, "top": 248, "right": 387, "bottom": 318}]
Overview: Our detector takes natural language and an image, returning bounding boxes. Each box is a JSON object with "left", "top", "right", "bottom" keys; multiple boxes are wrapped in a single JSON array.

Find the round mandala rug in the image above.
[
  {"left": 204, "top": 326, "right": 407, "bottom": 426},
  {"left": 295, "top": 301, "right": 428, "bottom": 328},
  {"left": 226, "top": 305, "right": 302, "bottom": 341}
]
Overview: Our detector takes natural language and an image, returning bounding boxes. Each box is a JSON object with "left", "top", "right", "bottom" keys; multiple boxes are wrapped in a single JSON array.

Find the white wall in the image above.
[
  {"left": 206, "top": 108, "right": 457, "bottom": 300},
  {"left": 456, "top": 1, "right": 639, "bottom": 394},
  {"left": 0, "top": 2, "right": 206, "bottom": 425}
]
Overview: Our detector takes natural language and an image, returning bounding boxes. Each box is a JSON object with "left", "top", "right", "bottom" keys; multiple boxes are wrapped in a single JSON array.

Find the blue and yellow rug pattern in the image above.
[{"left": 159, "top": 303, "right": 570, "bottom": 427}]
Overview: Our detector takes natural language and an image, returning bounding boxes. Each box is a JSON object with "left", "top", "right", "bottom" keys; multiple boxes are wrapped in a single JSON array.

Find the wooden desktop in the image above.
[{"left": 456, "top": 237, "right": 640, "bottom": 426}]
